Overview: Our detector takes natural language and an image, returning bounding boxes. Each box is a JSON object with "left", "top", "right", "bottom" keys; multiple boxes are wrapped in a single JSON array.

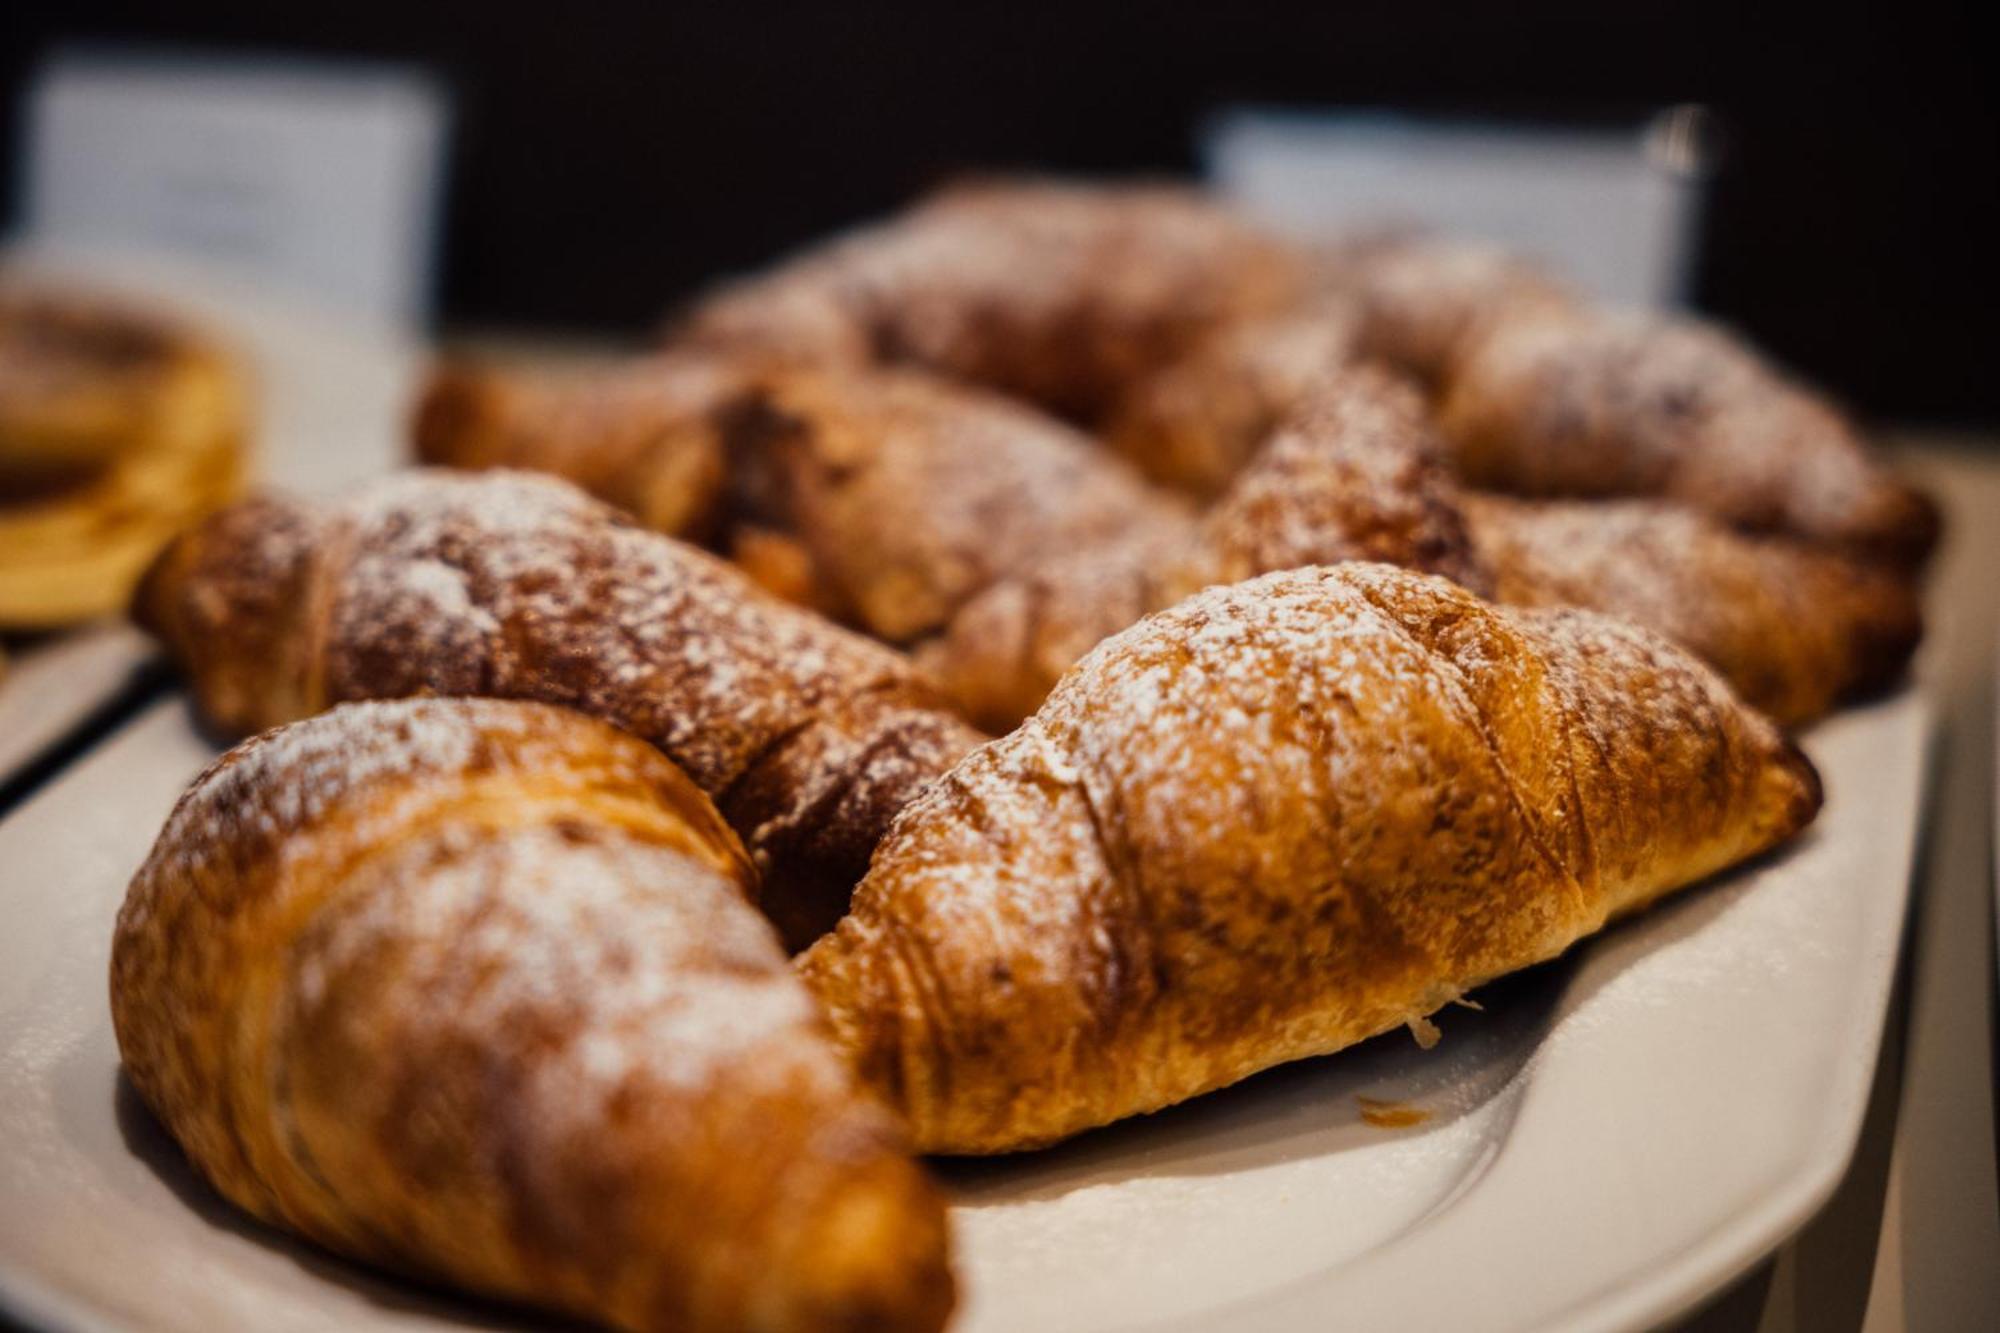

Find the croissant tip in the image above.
[
  {"left": 127, "top": 526, "right": 186, "bottom": 639},
  {"left": 771, "top": 1162, "right": 958, "bottom": 1333},
  {"left": 1899, "top": 486, "right": 1945, "bottom": 566},
  {"left": 409, "top": 361, "right": 493, "bottom": 468},
  {"left": 1852, "top": 481, "right": 1943, "bottom": 569},
  {"left": 1777, "top": 737, "right": 1826, "bottom": 833}
]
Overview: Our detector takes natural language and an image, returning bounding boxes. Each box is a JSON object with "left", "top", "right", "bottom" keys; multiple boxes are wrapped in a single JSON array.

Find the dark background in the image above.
[{"left": 4, "top": 0, "right": 1995, "bottom": 423}]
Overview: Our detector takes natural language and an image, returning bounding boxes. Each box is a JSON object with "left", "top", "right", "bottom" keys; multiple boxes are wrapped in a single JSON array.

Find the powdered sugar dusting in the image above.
[
  {"left": 287, "top": 820, "right": 830, "bottom": 1104},
  {"left": 1319, "top": 233, "right": 1574, "bottom": 384},
  {"left": 727, "top": 366, "right": 1191, "bottom": 643},
  {"left": 679, "top": 179, "right": 1309, "bottom": 419},
  {"left": 277, "top": 470, "right": 982, "bottom": 926},
  {"left": 1434, "top": 304, "right": 1934, "bottom": 561},
  {"left": 922, "top": 366, "right": 1487, "bottom": 729},
  {"left": 1103, "top": 300, "right": 1362, "bottom": 494},
  {"left": 389, "top": 558, "right": 495, "bottom": 629},
  {"left": 129, "top": 697, "right": 646, "bottom": 911},
  {"left": 816, "top": 561, "right": 1812, "bottom": 1150}
]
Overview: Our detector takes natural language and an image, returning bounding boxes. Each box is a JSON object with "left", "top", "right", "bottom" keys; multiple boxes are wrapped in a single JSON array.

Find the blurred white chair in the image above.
[
  {"left": 21, "top": 49, "right": 449, "bottom": 330},
  {"left": 1204, "top": 106, "right": 1711, "bottom": 309}
]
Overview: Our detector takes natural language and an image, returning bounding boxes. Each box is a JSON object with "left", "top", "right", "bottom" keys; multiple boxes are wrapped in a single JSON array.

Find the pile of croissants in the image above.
[{"left": 111, "top": 180, "right": 1932, "bottom": 1332}]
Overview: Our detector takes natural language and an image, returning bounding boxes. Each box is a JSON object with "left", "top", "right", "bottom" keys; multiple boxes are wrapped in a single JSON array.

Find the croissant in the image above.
[
  {"left": 111, "top": 697, "right": 954, "bottom": 1332},
  {"left": 1094, "top": 236, "right": 1571, "bottom": 496},
  {"left": 926, "top": 364, "right": 1917, "bottom": 731},
  {"left": 698, "top": 364, "right": 1189, "bottom": 642},
  {"left": 921, "top": 367, "right": 1487, "bottom": 730},
  {"left": 1437, "top": 307, "right": 1937, "bottom": 565},
  {"left": 1099, "top": 302, "right": 1362, "bottom": 496},
  {"left": 413, "top": 355, "right": 1189, "bottom": 644},
  {"left": 134, "top": 470, "right": 985, "bottom": 949},
  {"left": 804, "top": 563, "right": 1822, "bottom": 1154},
  {"left": 412, "top": 355, "right": 746, "bottom": 542},
  {"left": 1465, "top": 493, "right": 1922, "bottom": 727},
  {"left": 673, "top": 178, "right": 1310, "bottom": 422},
  {"left": 1319, "top": 233, "right": 1576, "bottom": 386}
]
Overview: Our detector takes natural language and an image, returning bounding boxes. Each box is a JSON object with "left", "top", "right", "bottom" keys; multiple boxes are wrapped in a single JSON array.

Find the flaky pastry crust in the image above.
[
  {"left": 112, "top": 697, "right": 954, "bottom": 1332},
  {"left": 803, "top": 564, "right": 1822, "bottom": 1153},
  {"left": 134, "top": 470, "right": 985, "bottom": 948}
]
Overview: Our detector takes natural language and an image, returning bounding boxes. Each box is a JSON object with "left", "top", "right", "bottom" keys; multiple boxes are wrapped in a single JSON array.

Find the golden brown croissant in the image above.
[
  {"left": 1319, "top": 233, "right": 1576, "bottom": 386},
  {"left": 1099, "top": 302, "right": 1361, "bottom": 496},
  {"left": 948, "top": 360, "right": 1923, "bottom": 730},
  {"left": 803, "top": 563, "right": 1823, "bottom": 1154},
  {"left": 921, "top": 367, "right": 1487, "bottom": 730},
  {"left": 1315, "top": 237, "right": 1937, "bottom": 565},
  {"left": 711, "top": 365, "right": 1189, "bottom": 641},
  {"left": 112, "top": 697, "right": 954, "bottom": 1332},
  {"left": 412, "top": 355, "right": 746, "bottom": 542},
  {"left": 673, "top": 179, "right": 1310, "bottom": 422},
  {"left": 1464, "top": 493, "right": 1922, "bottom": 727},
  {"left": 1436, "top": 307, "right": 1938, "bottom": 565},
  {"left": 134, "top": 469, "right": 985, "bottom": 949},
  {"left": 413, "top": 354, "right": 1189, "bottom": 644},
  {"left": 1097, "top": 236, "right": 1567, "bottom": 496}
]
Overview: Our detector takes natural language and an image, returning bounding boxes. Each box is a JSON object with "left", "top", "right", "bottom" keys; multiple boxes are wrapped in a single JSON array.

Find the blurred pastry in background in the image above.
[
  {"left": 0, "top": 288, "right": 249, "bottom": 629},
  {"left": 1314, "top": 235, "right": 1937, "bottom": 566},
  {"left": 672, "top": 178, "right": 1312, "bottom": 423},
  {"left": 415, "top": 353, "right": 1191, "bottom": 644},
  {"left": 1436, "top": 307, "right": 1940, "bottom": 566},
  {"left": 1100, "top": 301, "right": 1363, "bottom": 496},
  {"left": 413, "top": 183, "right": 1931, "bottom": 740},
  {"left": 1315, "top": 232, "right": 1576, "bottom": 389},
  {"left": 924, "top": 366, "right": 1920, "bottom": 732},
  {"left": 413, "top": 354, "right": 746, "bottom": 544}
]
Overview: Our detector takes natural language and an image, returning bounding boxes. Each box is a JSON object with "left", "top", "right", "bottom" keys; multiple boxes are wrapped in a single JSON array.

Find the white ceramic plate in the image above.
[
  {"left": 0, "top": 246, "right": 418, "bottom": 785},
  {"left": 0, "top": 687, "right": 1928, "bottom": 1333}
]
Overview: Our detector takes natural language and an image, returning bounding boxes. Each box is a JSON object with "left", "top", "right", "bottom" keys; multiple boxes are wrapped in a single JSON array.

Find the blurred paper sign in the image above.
[
  {"left": 1205, "top": 108, "right": 1709, "bottom": 308},
  {"left": 23, "top": 51, "right": 449, "bottom": 329}
]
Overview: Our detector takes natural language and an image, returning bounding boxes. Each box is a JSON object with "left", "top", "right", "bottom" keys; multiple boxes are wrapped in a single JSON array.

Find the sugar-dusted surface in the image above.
[
  {"left": 0, "top": 651, "right": 1927, "bottom": 1333},
  {"left": 812, "top": 564, "right": 1819, "bottom": 1158},
  {"left": 1469, "top": 493, "right": 1923, "bottom": 726},
  {"left": 1102, "top": 301, "right": 1362, "bottom": 495},
  {"left": 119, "top": 699, "right": 815, "bottom": 1126},
  {"left": 1321, "top": 233, "right": 1574, "bottom": 384},
  {"left": 103, "top": 697, "right": 953, "bottom": 1331},
  {"left": 142, "top": 469, "right": 987, "bottom": 947},
  {"left": 944, "top": 682, "right": 1920, "bottom": 1333},
  {"left": 677, "top": 179, "right": 1310, "bottom": 421},
  {"left": 1195, "top": 368, "right": 1487, "bottom": 593},
  {"left": 929, "top": 356, "right": 1921, "bottom": 733},
  {"left": 1436, "top": 307, "right": 1938, "bottom": 564},
  {"left": 922, "top": 367, "right": 1491, "bottom": 731},
  {"left": 723, "top": 365, "right": 1192, "bottom": 643},
  {"left": 324, "top": 471, "right": 967, "bottom": 787}
]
